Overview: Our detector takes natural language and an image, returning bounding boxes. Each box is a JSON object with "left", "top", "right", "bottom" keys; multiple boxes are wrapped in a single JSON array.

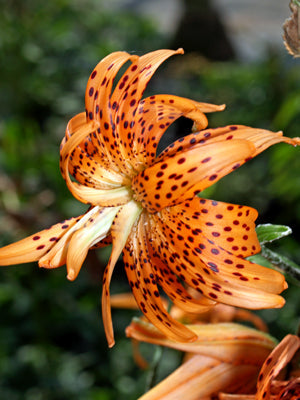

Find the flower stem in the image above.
[{"left": 260, "top": 245, "right": 300, "bottom": 285}]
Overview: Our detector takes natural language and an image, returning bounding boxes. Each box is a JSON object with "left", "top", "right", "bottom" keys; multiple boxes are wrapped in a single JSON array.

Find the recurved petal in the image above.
[
  {"left": 66, "top": 206, "right": 121, "bottom": 281},
  {"left": 125, "top": 94, "right": 224, "bottom": 168},
  {"left": 60, "top": 119, "right": 132, "bottom": 206},
  {"left": 256, "top": 334, "right": 300, "bottom": 400},
  {"left": 126, "top": 320, "right": 276, "bottom": 366},
  {"left": 156, "top": 206, "right": 285, "bottom": 295},
  {"left": 146, "top": 237, "right": 216, "bottom": 314},
  {"left": 123, "top": 214, "right": 197, "bottom": 344},
  {"left": 101, "top": 200, "right": 143, "bottom": 348},
  {"left": 0, "top": 216, "right": 80, "bottom": 266},
  {"left": 63, "top": 113, "right": 129, "bottom": 189},
  {"left": 132, "top": 139, "right": 255, "bottom": 213},
  {"left": 112, "top": 49, "right": 186, "bottom": 169},
  {"left": 172, "top": 197, "right": 261, "bottom": 258},
  {"left": 157, "top": 125, "right": 300, "bottom": 162},
  {"left": 85, "top": 51, "right": 138, "bottom": 173},
  {"left": 149, "top": 211, "right": 287, "bottom": 310},
  {"left": 137, "top": 354, "right": 258, "bottom": 400}
]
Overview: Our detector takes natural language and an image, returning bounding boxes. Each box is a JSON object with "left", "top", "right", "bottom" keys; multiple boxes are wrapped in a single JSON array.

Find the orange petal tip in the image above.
[{"left": 67, "top": 270, "right": 76, "bottom": 281}]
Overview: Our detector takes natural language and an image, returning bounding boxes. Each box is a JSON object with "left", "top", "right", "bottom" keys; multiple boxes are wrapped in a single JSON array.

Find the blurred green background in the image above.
[{"left": 0, "top": 1, "right": 300, "bottom": 399}]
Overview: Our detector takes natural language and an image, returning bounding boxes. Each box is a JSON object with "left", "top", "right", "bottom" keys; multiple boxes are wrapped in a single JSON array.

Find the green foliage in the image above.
[{"left": 256, "top": 224, "right": 292, "bottom": 245}]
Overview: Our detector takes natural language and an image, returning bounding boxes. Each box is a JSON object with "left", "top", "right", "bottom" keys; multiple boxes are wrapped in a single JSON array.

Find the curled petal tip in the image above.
[
  {"left": 275, "top": 297, "right": 286, "bottom": 309},
  {"left": 176, "top": 47, "right": 184, "bottom": 54},
  {"left": 67, "top": 270, "right": 76, "bottom": 281}
]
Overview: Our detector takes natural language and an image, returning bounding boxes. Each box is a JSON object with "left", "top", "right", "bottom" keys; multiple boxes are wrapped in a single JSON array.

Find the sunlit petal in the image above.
[
  {"left": 127, "top": 94, "right": 224, "bottom": 168},
  {"left": 158, "top": 125, "right": 300, "bottom": 162},
  {"left": 132, "top": 139, "right": 255, "bottom": 212},
  {"left": 66, "top": 206, "right": 121, "bottom": 280},
  {"left": 102, "top": 200, "right": 143, "bottom": 347},
  {"left": 148, "top": 212, "right": 286, "bottom": 309},
  {"left": 0, "top": 216, "right": 80, "bottom": 266}
]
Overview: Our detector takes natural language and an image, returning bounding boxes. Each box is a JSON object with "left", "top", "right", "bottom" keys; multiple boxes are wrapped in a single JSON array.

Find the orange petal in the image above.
[
  {"left": 123, "top": 214, "right": 197, "bottom": 344},
  {"left": 110, "top": 292, "right": 139, "bottom": 309},
  {"left": 156, "top": 206, "right": 286, "bottom": 295},
  {"left": 0, "top": 216, "right": 80, "bottom": 266},
  {"left": 171, "top": 197, "right": 261, "bottom": 258},
  {"left": 256, "top": 334, "right": 300, "bottom": 400},
  {"left": 158, "top": 125, "right": 300, "bottom": 162},
  {"left": 101, "top": 200, "right": 142, "bottom": 347},
  {"left": 85, "top": 51, "right": 137, "bottom": 173},
  {"left": 132, "top": 139, "right": 255, "bottom": 212},
  {"left": 127, "top": 320, "right": 276, "bottom": 366},
  {"left": 39, "top": 206, "right": 102, "bottom": 269},
  {"left": 63, "top": 113, "right": 129, "bottom": 189},
  {"left": 66, "top": 206, "right": 120, "bottom": 281},
  {"left": 109, "top": 49, "right": 185, "bottom": 171},
  {"left": 148, "top": 210, "right": 286, "bottom": 310},
  {"left": 125, "top": 94, "right": 224, "bottom": 168},
  {"left": 60, "top": 119, "right": 133, "bottom": 206},
  {"left": 136, "top": 354, "right": 258, "bottom": 400}
]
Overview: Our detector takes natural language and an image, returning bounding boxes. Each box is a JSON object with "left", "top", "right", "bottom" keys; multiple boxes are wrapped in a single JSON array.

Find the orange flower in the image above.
[
  {"left": 0, "top": 49, "right": 299, "bottom": 347},
  {"left": 126, "top": 318, "right": 277, "bottom": 399},
  {"left": 126, "top": 319, "right": 300, "bottom": 400}
]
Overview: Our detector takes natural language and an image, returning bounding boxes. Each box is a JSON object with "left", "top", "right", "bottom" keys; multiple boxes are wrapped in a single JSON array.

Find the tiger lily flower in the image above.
[
  {"left": 126, "top": 318, "right": 277, "bottom": 400},
  {"left": 0, "top": 48, "right": 299, "bottom": 347}
]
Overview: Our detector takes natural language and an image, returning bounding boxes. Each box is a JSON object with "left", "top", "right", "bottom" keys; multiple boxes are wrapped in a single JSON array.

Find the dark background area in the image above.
[{"left": 0, "top": 1, "right": 300, "bottom": 399}]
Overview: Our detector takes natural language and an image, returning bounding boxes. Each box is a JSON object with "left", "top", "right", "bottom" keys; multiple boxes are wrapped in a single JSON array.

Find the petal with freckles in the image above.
[
  {"left": 158, "top": 125, "right": 300, "bottom": 162},
  {"left": 156, "top": 206, "right": 286, "bottom": 296},
  {"left": 60, "top": 119, "right": 133, "bottom": 206},
  {"left": 171, "top": 197, "right": 261, "bottom": 258},
  {"left": 256, "top": 334, "right": 300, "bottom": 400},
  {"left": 126, "top": 94, "right": 224, "bottom": 168},
  {"left": 123, "top": 213, "right": 197, "bottom": 344},
  {"left": 63, "top": 113, "right": 130, "bottom": 189},
  {"left": 111, "top": 49, "right": 187, "bottom": 171},
  {"left": 0, "top": 216, "right": 80, "bottom": 266},
  {"left": 148, "top": 211, "right": 286, "bottom": 309},
  {"left": 85, "top": 51, "right": 137, "bottom": 172},
  {"left": 102, "top": 200, "right": 143, "bottom": 348},
  {"left": 39, "top": 206, "right": 102, "bottom": 269},
  {"left": 132, "top": 139, "right": 255, "bottom": 212}
]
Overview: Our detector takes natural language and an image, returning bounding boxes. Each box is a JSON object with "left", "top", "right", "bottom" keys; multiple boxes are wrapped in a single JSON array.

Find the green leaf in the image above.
[{"left": 256, "top": 224, "right": 292, "bottom": 245}]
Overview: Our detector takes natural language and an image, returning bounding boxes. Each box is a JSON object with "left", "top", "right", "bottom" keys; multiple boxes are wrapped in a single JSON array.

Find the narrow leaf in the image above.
[{"left": 256, "top": 224, "right": 292, "bottom": 245}]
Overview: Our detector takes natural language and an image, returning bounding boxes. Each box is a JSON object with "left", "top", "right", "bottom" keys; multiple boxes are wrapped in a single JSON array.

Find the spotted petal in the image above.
[
  {"left": 133, "top": 139, "right": 255, "bottom": 212},
  {"left": 0, "top": 216, "right": 81, "bottom": 266},
  {"left": 158, "top": 125, "right": 300, "bottom": 162},
  {"left": 123, "top": 213, "right": 197, "bottom": 343},
  {"left": 148, "top": 204, "right": 286, "bottom": 309},
  {"left": 125, "top": 94, "right": 225, "bottom": 169},
  {"left": 256, "top": 334, "right": 300, "bottom": 400}
]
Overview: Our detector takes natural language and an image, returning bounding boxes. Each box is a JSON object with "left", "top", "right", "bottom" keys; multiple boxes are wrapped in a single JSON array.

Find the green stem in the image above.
[
  {"left": 145, "top": 301, "right": 172, "bottom": 391},
  {"left": 145, "top": 345, "right": 164, "bottom": 391},
  {"left": 260, "top": 245, "right": 300, "bottom": 285}
]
